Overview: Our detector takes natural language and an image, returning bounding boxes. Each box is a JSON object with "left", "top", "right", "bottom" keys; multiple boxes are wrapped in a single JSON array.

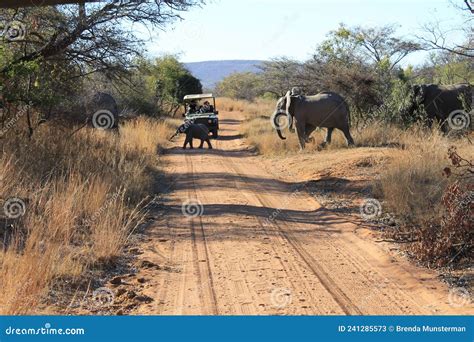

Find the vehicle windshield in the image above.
[{"left": 185, "top": 98, "right": 215, "bottom": 115}]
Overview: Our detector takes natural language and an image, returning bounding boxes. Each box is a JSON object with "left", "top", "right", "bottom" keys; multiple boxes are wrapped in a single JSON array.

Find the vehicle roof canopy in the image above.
[{"left": 183, "top": 94, "right": 214, "bottom": 101}]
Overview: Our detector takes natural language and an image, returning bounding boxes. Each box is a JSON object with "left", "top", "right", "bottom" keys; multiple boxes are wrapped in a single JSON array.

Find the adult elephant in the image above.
[
  {"left": 48, "top": 91, "right": 119, "bottom": 130},
  {"left": 408, "top": 83, "right": 472, "bottom": 131},
  {"left": 86, "top": 92, "right": 119, "bottom": 130},
  {"left": 273, "top": 90, "right": 354, "bottom": 150}
]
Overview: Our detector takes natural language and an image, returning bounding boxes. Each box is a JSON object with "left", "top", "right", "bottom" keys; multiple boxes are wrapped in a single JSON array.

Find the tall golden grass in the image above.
[
  {"left": 217, "top": 97, "right": 275, "bottom": 118},
  {"left": 0, "top": 116, "right": 176, "bottom": 314}
]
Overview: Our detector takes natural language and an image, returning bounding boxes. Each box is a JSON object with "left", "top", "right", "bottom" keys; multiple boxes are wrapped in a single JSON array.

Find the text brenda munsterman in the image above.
[{"left": 396, "top": 325, "right": 466, "bottom": 333}]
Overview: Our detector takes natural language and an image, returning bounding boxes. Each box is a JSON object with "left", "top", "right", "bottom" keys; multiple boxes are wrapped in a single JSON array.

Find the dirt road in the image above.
[{"left": 130, "top": 110, "right": 472, "bottom": 315}]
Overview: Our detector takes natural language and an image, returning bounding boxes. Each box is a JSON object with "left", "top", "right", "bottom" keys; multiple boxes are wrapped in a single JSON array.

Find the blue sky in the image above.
[{"left": 143, "top": 0, "right": 467, "bottom": 66}]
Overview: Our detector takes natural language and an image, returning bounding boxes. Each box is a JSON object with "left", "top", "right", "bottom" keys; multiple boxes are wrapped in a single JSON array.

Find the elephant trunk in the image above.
[
  {"left": 287, "top": 112, "right": 294, "bottom": 132},
  {"left": 168, "top": 130, "right": 179, "bottom": 141},
  {"left": 273, "top": 112, "right": 288, "bottom": 140}
]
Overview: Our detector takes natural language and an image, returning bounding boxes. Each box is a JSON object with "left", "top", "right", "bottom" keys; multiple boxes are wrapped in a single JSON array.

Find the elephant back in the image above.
[
  {"left": 86, "top": 92, "right": 119, "bottom": 129},
  {"left": 315, "top": 91, "right": 344, "bottom": 99},
  {"left": 190, "top": 123, "right": 209, "bottom": 138},
  {"left": 311, "top": 91, "right": 350, "bottom": 112},
  {"left": 88, "top": 92, "right": 118, "bottom": 116},
  {"left": 302, "top": 91, "right": 351, "bottom": 127}
]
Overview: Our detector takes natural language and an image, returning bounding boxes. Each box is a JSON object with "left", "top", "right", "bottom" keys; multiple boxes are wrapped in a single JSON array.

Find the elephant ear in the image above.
[
  {"left": 276, "top": 96, "right": 286, "bottom": 111},
  {"left": 413, "top": 85, "right": 425, "bottom": 104}
]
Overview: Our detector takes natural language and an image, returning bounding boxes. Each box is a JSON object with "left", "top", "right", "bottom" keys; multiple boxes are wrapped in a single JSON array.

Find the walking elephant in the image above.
[
  {"left": 47, "top": 91, "right": 119, "bottom": 129},
  {"left": 408, "top": 83, "right": 472, "bottom": 131},
  {"left": 273, "top": 90, "right": 354, "bottom": 150},
  {"left": 170, "top": 121, "right": 213, "bottom": 149}
]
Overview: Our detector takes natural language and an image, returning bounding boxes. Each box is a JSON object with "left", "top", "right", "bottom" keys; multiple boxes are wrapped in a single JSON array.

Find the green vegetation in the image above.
[
  {"left": 116, "top": 56, "right": 202, "bottom": 117},
  {"left": 216, "top": 20, "right": 472, "bottom": 127},
  {"left": 215, "top": 72, "right": 263, "bottom": 100}
]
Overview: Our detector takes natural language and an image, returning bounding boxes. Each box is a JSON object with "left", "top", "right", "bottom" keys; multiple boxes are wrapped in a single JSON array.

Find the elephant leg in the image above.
[
  {"left": 198, "top": 139, "right": 204, "bottom": 148},
  {"left": 304, "top": 124, "right": 316, "bottom": 143},
  {"left": 183, "top": 137, "right": 189, "bottom": 149},
  {"left": 426, "top": 115, "right": 434, "bottom": 128},
  {"left": 324, "top": 127, "right": 334, "bottom": 144},
  {"left": 206, "top": 139, "right": 213, "bottom": 149},
  {"left": 439, "top": 117, "right": 449, "bottom": 133},
  {"left": 295, "top": 122, "right": 306, "bottom": 150},
  {"left": 189, "top": 138, "right": 194, "bottom": 149},
  {"left": 339, "top": 127, "right": 355, "bottom": 146}
]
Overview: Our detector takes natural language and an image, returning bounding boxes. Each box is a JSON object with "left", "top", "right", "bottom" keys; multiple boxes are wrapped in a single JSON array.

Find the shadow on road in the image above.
[
  {"left": 154, "top": 202, "right": 346, "bottom": 242},
  {"left": 164, "top": 146, "right": 256, "bottom": 158}
]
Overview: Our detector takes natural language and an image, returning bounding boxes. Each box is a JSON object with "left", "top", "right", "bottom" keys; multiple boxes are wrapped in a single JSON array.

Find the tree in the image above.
[
  {"left": 418, "top": 1, "right": 473, "bottom": 58},
  {"left": 0, "top": 1, "right": 202, "bottom": 132},
  {"left": 258, "top": 58, "right": 304, "bottom": 97},
  {"left": 151, "top": 55, "right": 202, "bottom": 116},
  {"left": 347, "top": 24, "right": 420, "bottom": 71},
  {"left": 294, "top": 26, "right": 382, "bottom": 122},
  {"left": 312, "top": 24, "right": 420, "bottom": 72},
  {"left": 0, "top": 1, "right": 201, "bottom": 78},
  {"left": 215, "top": 72, "right": 263, "bottom": 100},
  {"left": 302, "top": 57, "right": 380, "bottom": 123},
  {"left": 416, "top": 51, "right": 474, "bottom": 85},
  {"left": 317, "top": 24, "right": 361, "bottom": 65}
]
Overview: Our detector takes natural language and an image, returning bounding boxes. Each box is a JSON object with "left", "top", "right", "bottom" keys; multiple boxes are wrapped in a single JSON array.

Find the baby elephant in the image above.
[{"left": 179, "top": 122, "right": 213, "bottom": 149}]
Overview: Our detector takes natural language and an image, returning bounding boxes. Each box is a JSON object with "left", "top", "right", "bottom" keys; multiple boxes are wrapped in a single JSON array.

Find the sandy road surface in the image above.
[{"left": 131, "top": 110, "right": 472, "bottom": 315}]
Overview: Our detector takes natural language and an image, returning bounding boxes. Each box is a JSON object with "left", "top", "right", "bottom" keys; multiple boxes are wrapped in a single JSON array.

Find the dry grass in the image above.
[
  {"left": 378, "top": 137, "right": 472, "bottom": 267},
  {"left": 241, "top": 116, "right": 300, "bottom": 155},
  {"left": 376, "top": 129, "right": 472, "bottom": 225},
  {"left": 217, "top": 97, "right": 274, "bottom": 118},
  {"left": 0, "top": 116, "right": 176, "bottom": 314}
]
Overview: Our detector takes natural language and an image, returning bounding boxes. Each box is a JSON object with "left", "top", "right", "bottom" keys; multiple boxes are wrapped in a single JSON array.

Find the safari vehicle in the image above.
[{"left": 183, "top": 93, "right": 219, "bottom": 138}]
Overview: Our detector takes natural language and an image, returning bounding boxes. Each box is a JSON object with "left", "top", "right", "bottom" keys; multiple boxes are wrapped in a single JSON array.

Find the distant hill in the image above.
[{"left": 185, "top": 60, "right": 264, "bottom": 90}]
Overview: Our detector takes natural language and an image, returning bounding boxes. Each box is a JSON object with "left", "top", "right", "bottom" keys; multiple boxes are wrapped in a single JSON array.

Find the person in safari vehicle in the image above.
[
  {"left": 187, "top": 100, "right": 198, "bottom": 114},
  {"left": 200, "top": 100, "right": 214, "bottom": 113}
]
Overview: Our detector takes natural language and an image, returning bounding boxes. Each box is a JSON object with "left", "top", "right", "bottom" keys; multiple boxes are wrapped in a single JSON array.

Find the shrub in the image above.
[
  {"left": 215, "top": 72, "right": 264, "bottom": 101},
  {"left": 410, "top": 147, "right": 473, "bottom": 266}
]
